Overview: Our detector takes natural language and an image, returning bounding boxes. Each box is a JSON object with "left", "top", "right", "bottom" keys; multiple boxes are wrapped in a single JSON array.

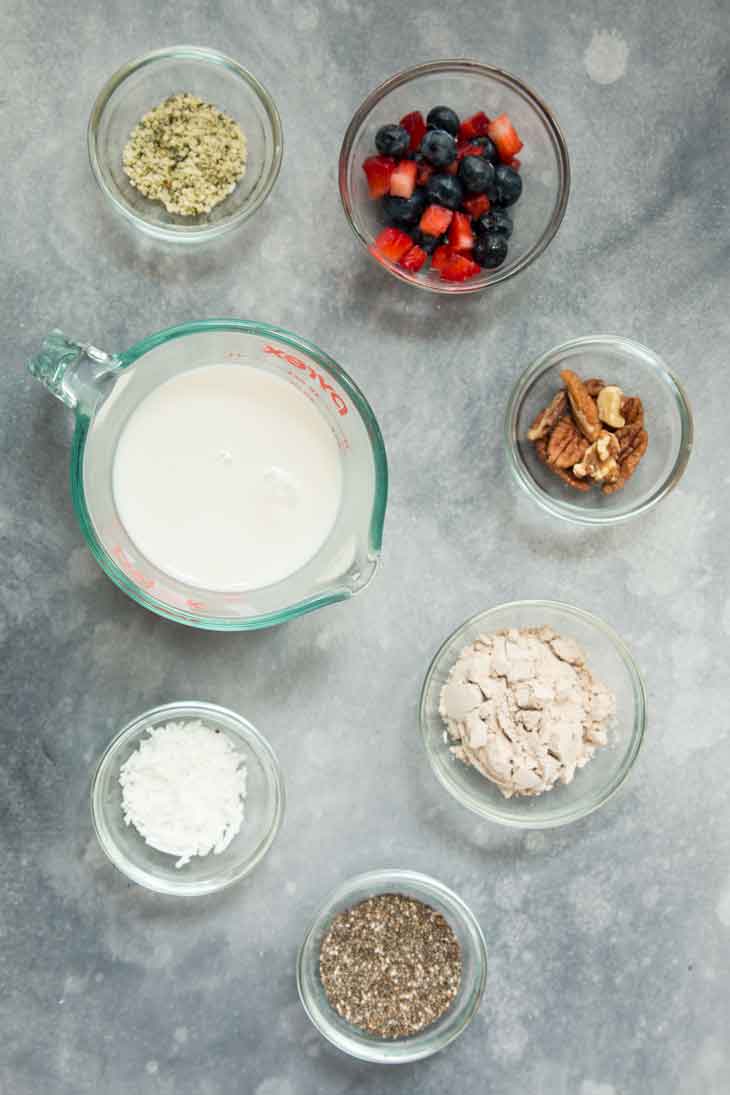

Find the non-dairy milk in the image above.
[{"left": 112, "top": 364, "right": 342, "bottom": 591}]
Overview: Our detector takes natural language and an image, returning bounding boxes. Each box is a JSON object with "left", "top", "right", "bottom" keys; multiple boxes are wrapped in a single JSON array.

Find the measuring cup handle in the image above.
[{"left": 27, "top": 329, "right": 122, "bottom": 412}]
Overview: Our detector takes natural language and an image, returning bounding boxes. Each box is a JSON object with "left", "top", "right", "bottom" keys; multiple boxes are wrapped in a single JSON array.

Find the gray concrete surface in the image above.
[{"left": 2, "top": 1, "right": 729, "bottom": 1093}]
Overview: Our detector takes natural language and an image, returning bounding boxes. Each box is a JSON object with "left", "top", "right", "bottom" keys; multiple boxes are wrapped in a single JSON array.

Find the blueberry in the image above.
[
  {"left": 426, "top": 105, "right": 460, "bottom": 137},
  {"left": 425, "top": 173, "right": 464, "bottom": 209},
  {"left": 474, "top": 232, "right": 508, "bottom": 269},
  {"left": 494, "top": 164, "right": 522, "bottom": 206},
  {"left": 411, "top": 230, "right": 443, "bottom": 254},
  {"left": 471, "top": 136, "right": 499, "bottom": 163},
  {"left": 475, "top": 208, "right": 513, "bottom": 239},
  {"left": 420, "top": 128, "right": 457, "bottom": 167},
  {"left": 375, "top": 124, "right": 411, "bottom": 158},
  {"left": 457, "top": 155, "right": 497, "bottom": 196},
  {"left": 382, "top": 190, "right": 428, "bottom": 227}
]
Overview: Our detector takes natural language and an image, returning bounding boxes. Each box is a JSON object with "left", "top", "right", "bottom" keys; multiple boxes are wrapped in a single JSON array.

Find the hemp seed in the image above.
[{"left": 122, "top": 93, "right": 247, "bottom": 216}]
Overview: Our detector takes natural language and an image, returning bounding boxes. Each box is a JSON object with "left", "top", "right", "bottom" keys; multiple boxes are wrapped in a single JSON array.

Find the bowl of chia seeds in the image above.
[
  {"left": 297, "top": 869, "right": 487, "bottom": 1063},
  {"left": 88, "top": 46, "right": 283, "bottom": 242}
]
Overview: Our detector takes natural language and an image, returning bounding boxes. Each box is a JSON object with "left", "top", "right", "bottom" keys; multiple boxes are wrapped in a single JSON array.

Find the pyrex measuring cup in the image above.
[{"left": 28, "top": 320, "right": 388, "bottom": 629}]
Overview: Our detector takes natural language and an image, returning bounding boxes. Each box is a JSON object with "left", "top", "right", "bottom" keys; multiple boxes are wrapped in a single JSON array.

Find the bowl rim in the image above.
[
  {"left": 296, "top": 867, "right": 488, "bottom": 1063},
  {"left": 419, "top": 599, "right": 647, "bottom": 828},
  {"left": 87, "top": 45, "right": 284, "bottom": 242},
  {"left": 90, "top": 700, "right": 285, "bottom": 895},
  {"left": 505, "top": 334, "right": 694, "bottom": 524},
  {"left": 338, "top": 58, "right": 571, "bottom": 294}
]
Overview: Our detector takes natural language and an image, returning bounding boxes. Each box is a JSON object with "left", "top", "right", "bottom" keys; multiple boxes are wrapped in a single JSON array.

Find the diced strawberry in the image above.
[
  {"left": 440, "top": 253, "right": 481, "bottom": 282},
  {"left": 462, "top": 194, "right": 490, "bottom": 219},
  {"left": 448, "top": 211, "right": 475, "bottom": 252},
  {"left": 399, "top": 244, "right": 427, "bottom": 273},
  {"left": 445, "top": 160, "right": 459, "bottom": 175},
  {"left": 416, "top": 160, "right": 434, "bottom": 186},
  {"left": 389, "top": 159, "right": 417, "bottom": 198},
  {"left": 505, "top": 156, "right": 521, "bottom": 171},
  {"left": 486, "top": 114, "right": 523, "bottom": 161},
  {"left": 419, "top": 204, "right": 453, "bottom": 236},
  {"left": 431, "top": 245, "right": 452, "bottom": 272},
  {"left": 371, "top": 227, "right": 413, "bottom": 262},
  {"left": 456, "top": 142, "right": 486, "bottom": 161},
  {"left": 399, "top": 111, "right": 427, "bottom": 151},
  {"left": 363, "top": 155, "right": 396, "bottom": 198},
  {"left": 458, "top": 111, "right": 490, "bottom": 141}
]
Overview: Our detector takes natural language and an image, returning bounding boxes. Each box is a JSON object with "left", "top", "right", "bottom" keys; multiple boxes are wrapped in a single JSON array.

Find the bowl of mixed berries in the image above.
[{"left": 339, "top": 61, "right": 570, "bottom": 292}]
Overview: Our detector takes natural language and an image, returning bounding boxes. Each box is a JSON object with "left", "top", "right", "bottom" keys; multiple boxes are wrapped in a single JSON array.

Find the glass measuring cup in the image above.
[{"left": 28, "top": 321, "right": 388, "bottom": 630}]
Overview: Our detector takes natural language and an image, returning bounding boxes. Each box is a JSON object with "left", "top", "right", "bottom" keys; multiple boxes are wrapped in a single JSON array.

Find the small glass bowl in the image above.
[
  {"left": 297, "top": 869, "right": 487, "bottom": 1063},
  {"left": 338, "top": 59, "right": 570, "bottom": 294},
  {"left": 506, "top": 335, "right": 693, "bottom": 524},
  {"left": 420, "top": 601, "right": 646, "bottom": 829},
  {"left": 88, "top": 46, "right": 283, "bottom": 242},
  {"left": 91, "top": 701, "right": 285, "bottom": 895}
]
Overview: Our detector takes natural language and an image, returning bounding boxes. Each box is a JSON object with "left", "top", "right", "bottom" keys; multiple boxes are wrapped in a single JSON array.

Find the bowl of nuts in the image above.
[{"left": 505, "top": 335, "right": 693, "bottom": 524}]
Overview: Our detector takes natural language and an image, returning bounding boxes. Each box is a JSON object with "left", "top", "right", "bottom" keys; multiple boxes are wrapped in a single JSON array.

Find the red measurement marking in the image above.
[
  {"left": 263, "top": 344, "right": 348, "bottom": 417},
  {"left": 113, "top": 546, "right": 155, "bottom": 591}
]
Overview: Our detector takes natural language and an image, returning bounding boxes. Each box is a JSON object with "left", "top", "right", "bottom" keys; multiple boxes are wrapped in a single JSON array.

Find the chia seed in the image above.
[{"left": 319, "top": 893, "right": 462, "bottom": 1039}]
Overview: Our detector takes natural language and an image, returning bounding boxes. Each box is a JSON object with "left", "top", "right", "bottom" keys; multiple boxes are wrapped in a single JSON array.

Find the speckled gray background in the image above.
[{"left": 2, "top": 1, "right": 729, "bottom": 1093}]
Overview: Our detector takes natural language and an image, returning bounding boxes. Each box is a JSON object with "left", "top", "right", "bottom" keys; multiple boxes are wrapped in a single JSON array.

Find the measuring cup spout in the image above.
[
  {"left": 349, "top": 554, "right": 380, "bottom": 596},
  {"left": 27, "top": 329, "right": 122, "bottom": 414}
]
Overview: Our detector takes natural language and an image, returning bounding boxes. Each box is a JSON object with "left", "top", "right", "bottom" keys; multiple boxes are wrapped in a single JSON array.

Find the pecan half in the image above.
[
  {"left": 584, "top": 378, "right": 606, "bottom": 398},
  {"left": 527, "top": 389, "right": 568, "bottom": 441},
  {"left": 621, "top": 395, "right": 644, "bottom": 428},
  {"left": 547, "top": 416, "right": 589, "bottom": 468},
  {"left": 560, "top": 369, "right": 601, "bottom": 441},
  {"left": 535, "top": 436, "right": 591, "bottom": 492},
  {"left": 603, "top": 428, "right": 648, "bottom": 494},
  {"left": 552, "top": 464, "right": 592, "bottom": 492},
  {"left": 615, "top": 421, "right": 644, "bottom": 459}
]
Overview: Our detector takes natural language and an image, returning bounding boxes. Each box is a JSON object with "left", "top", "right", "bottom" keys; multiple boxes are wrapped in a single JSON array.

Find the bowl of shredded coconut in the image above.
[
  {"left": 91, "top": 701, "right": 285, "bottom": 895},
  {"left": 88, "top": 46, "right": 283, "bottom": 242},
  {"left": 419, "top": 601, "right": 646, "bottom": 828}
]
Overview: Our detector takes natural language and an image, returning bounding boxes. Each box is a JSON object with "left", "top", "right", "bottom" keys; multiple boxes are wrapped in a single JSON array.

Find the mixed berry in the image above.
[{"left": 364, "top": 105, "right": 523, "bottom": 283}]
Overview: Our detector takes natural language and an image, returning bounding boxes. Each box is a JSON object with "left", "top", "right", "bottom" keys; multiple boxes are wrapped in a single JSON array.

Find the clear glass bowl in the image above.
[
  {"left": 88, "top": 46, "right": 283, "bottom": 242},
  {"left": 297, "top": 869, "right": 487, "bottom": 1063},
  {"left": 506, "top": 335, "right": 693, "bottom": 524},
  {"left": 339, "top": 59, "right": 570, "bottom": 294},
  {"left": 91, "top": 702, "right": 285, "bottom": 895},
  {"left": 420, "top": 601, "right": 646, "bottom": 829}
]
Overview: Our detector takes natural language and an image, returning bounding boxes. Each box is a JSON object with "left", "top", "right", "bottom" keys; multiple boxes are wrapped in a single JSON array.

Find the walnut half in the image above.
[
  {"left": 574, "top": 431, "right": 621, "bottom": 483},
  {"left": 597, "top": 385, "right": 625, "bottom": 428}
]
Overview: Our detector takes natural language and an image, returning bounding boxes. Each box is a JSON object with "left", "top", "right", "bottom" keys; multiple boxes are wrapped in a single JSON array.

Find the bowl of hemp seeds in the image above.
[
  {"left": 88, "top": 46, "right": 283, "bottom": 242},
  {"left": 297, "top": 869, "right": 487, "bottom": 1063}
]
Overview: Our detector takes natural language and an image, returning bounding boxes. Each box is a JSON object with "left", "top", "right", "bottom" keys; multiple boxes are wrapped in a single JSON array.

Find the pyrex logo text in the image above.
[{"left": 263, "top": 344, "right": 348, "bottom": 416}]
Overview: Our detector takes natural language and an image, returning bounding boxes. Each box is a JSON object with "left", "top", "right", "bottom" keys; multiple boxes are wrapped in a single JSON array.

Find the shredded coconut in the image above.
[
  {"left": 119, "top": 719, "right": 247, "bottom": 867},
  {"left": 439, "top": 627, "right": 616, "bottom": 798}
]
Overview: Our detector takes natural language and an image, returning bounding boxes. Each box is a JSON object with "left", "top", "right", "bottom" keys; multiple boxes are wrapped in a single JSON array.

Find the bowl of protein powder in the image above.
[
  {"left": 91, "top": 701, "right": 285, "bottom": 895},
  {"left": 419, "top": 600, "right": 646, "bottom": 829}
]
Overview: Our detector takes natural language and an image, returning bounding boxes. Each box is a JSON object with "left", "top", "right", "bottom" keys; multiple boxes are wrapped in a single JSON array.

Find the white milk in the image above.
[{"left": 112, "top": 364, "right": 343, "bottom": 591}]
